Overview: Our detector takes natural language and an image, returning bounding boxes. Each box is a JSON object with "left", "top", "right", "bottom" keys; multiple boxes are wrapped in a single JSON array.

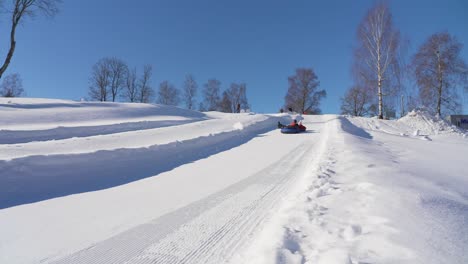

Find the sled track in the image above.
[{"left": 50, "top": 141, "right": 319, "bottom": 264}]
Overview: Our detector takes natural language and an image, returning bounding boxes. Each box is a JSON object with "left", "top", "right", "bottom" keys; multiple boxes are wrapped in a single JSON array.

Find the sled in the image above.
[
  {"left": 280, "top": 126, "right": 306, "bottom": 134},
  {"left": 278, "top": 122, "right": 306, "bottom": 134}
]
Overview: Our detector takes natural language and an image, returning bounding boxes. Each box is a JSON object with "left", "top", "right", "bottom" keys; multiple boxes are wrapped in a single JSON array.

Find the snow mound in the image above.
[
  {"left": 233, "top": 122, "right": 244, "bottom": 130},
  {"left": 398, "top": 110, "right": 464, "bottom": 136}
]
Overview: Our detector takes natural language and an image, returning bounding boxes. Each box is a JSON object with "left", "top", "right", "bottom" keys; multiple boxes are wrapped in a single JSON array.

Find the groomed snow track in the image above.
[{"left": 48, "top": 121, "right": 330, "bottom": 264}]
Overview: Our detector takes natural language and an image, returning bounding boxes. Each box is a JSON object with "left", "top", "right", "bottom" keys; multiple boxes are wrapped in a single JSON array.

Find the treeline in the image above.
[
  {"left": 341, "top": 2, "right": 468, "bottom": 118},
  {"left": 87, "top": 57, "right": 250, "bottom": 113}
]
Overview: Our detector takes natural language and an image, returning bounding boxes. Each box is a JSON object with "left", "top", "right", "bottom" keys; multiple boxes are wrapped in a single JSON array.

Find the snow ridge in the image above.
[{"left": 0, "top": 115, "right": 279, "bottom": 209}]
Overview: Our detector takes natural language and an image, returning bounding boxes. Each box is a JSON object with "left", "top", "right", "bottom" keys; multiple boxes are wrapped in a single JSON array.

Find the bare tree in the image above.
[
  {"left": 240, "top": 84, "right": 249, "bottom": 111},
  {"left": 412, "top": 32, "right": 468, "bottom": 116},
  {"left": 349, "top": 63, "right": 379, "bottom": 117},
  {"left": 284, "top": 68, "right": 326, "bottom": 114},
  {"left": 124, "top": 67, "right": 138, "bottom": 102},
  {"left": 0, "top": 0, "right": 61, "bottom": 79},
  {"left": 233, "top": 83, "right": 249, "bottom": 112},
  {"left": 355, "top": 2, "right": 401, "bottom": 119},
  {"left": 219, "top": 90, "right": 232, "bottom": 113},
  {"left": 220, "top": 82, "right": 250, "bottom": 113},
  {"left": 138, "top": 64, "right": 154, "bottom": 103},
  {"left": 88, "top": 59, "right": 111, "bottom": 101},
  {"left": 108, "top": 57, "right": 128, "bottom": 102},
  {"left": 340, "top": 85, "right": 374, "bottom": 116},
  {"left": 157, "top": 81, "right": 180, "bottom": 106},
  {"left": 1, "top": 73, "right": 24, "bottom": 97},
  {"left": 201, "top": 79, "right": 221, "bottom": 111},
  {"left": 183, "top": 74, "right": 198, "bottom": 110},
  {"left": 88, "top": 57, "right": 128, "bottom": 102},
  {"left": 404, "top": 94, "right": 420, "bottom": 113},
  {"left": 198, "top": 102, "right": 206, "bottom": 112}
]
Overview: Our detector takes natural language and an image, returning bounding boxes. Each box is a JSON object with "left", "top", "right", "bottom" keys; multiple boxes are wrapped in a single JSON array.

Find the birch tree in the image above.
[
  {"left": 182, "top": 74, "right": 198, "bottom": 110},
  {"left": 356, "top": 2, "right": 401, "bottom": 119}
]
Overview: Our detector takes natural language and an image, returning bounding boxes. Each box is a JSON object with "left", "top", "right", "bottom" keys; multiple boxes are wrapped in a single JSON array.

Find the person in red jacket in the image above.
[
  {"left": 298, "top": 121, "right": 306, "bottom": 131},
  {"left": 289, "top": 119, "right": 298, "bottom": 127}
]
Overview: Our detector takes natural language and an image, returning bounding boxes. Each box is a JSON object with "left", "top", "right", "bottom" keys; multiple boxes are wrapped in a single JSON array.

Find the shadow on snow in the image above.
[
  {"left": 0, "top": 120, "right": 276, "bottom": 209},
  {"left": 0, "top": 119, "right": 202, "bottom": 144},
  {"left": 339, "top": 116, "right": 373, "bottom": 139}
]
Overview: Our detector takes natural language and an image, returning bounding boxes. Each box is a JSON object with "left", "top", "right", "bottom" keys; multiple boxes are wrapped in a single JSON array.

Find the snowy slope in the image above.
[
  {"left": 1, "top": 99, "right": 467, "bottom": 264},
  {"left": 0, "top": 99, "right": 287, "bottom": 209},
  {"left": 347, "top": 109, "right": 466, "bottom": 139},
  {"left": 0, "top": 97, "right": 205, "bottom": 131},
  {"left": 241, "top": 114, "right": 467, "bottom": 264}
]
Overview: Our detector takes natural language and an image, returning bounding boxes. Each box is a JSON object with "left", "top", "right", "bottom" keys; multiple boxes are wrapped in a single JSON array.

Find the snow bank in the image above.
[
  {"left": 346, "top": 110, "right": 466, "bottom": 140},
  {"left": 0, "top": 99, "right": 284, "bottom": 208},
  {"left": 0, "top": 97, "right": 206, "bottom": 131},
  {"left": 398, "top": 109, "right": 464, "bottom": 136},
  {"left": 242, "top": 115, "right": 468, "bottom": 264}
]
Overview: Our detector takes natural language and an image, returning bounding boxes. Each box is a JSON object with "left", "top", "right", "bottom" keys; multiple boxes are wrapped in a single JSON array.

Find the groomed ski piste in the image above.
[{"left": 0, "top": 98, "right": 467, "bottom": 264}]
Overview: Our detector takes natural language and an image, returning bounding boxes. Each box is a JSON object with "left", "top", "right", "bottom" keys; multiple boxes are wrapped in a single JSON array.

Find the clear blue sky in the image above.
[{"left": 2, "top": 0, "right": 467, "bottom": 113}]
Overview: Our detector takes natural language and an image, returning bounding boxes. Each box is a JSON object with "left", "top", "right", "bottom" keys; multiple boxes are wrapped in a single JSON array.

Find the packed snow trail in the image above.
[
  {"left": 3, "top": 99, "right": 466, "bottom": 264},
  {"left": 242, "top": 115, "right": 467, "bottom": 264},
  {"left": 51, "top": 140, "right": 325, "bottom": 264},
  {"left": 0, "top": 113, "right": 272, "bottom": 161},
  {"left": 0, "top": 111, "right": 332, "bottom": 264},
  {"left": 0, "top": 113, "right": 279, "bottom": 209}
]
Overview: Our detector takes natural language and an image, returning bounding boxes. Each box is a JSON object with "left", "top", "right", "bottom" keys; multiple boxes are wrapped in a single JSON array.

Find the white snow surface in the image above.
[{"left": 0, "top": 98, "right": 467, "bottom": 264}]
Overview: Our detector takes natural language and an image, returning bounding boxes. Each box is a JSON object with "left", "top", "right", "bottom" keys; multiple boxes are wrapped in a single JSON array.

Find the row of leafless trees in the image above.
[
  {"left": 88, "top": 57, "right": 154, "bottom": 103},
  {"left": 341, "top": 2, "right": 468, "bottom": 118},
  {"left": 199, "top": 79, "right": 250, "bottom": 112},
  {"left": 284, "top": 68, "right": 327, "bottom": 114},
  {"left": 88, "top": 57, "right": 250, "bottom": 113}
]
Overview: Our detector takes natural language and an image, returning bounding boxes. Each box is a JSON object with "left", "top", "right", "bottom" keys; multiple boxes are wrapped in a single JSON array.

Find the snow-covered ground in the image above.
[{"left": 0, "top": 98, "right": 467, "bottom": 264}]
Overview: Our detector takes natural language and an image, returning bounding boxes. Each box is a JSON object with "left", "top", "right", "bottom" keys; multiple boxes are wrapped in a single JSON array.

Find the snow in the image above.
[
  {"left": 1, "top": 98, "right": 467, "bottom": 264},
  {"left": 0, "top": 97, "right": 205, "bottom": 131}
]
